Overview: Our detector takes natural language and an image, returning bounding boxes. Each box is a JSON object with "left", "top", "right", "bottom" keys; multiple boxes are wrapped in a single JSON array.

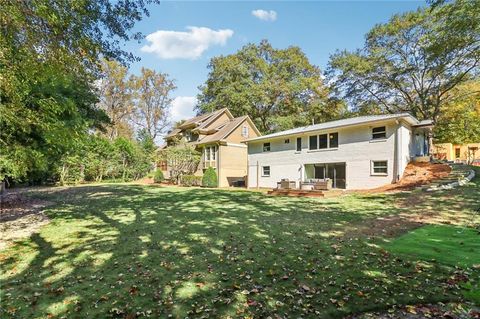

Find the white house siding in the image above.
[{"left": 247, "top": 120, "right": 410, "bottom": 190}]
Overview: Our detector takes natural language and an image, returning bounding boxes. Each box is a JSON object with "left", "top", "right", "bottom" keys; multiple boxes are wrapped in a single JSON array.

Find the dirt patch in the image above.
[
  {"left": 352, "top": 162, "right": 451, "bottom": 194},
  {"left": 0, "top": 191, "right": 52, "bottom": 250}
]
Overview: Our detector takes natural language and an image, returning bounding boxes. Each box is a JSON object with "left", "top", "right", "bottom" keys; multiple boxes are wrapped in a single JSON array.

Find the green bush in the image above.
[
  {"left": 202, "top": 167, "right": 218, "bottom": 188},
  {"left": 180, "top": 175, "right": 202, "bottom": 187},
  {"left": 153, "top": 170, "right": 164, "bottom": 183}
]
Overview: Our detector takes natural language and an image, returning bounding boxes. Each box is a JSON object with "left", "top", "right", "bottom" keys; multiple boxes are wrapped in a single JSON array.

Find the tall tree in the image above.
[
  {"left": 197, "top": 40, "right": 344, "bottom": 133},
  {"left": 98, "top": 59, "right": 134, "bottom": 139},
  {"left": 435, "top": 80, "right": 480, "bottom": 144},
  {"left": 328, "top": 0, "right": 480, "bottom": 123},
  {"left": 130, "top": 68, "right": 176, "bottom": 140},
  {"left": 0, "top": 0, "right": 158, "bottom": 183}
]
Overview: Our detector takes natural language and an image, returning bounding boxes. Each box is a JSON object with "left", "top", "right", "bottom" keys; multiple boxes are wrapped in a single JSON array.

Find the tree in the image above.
[
  {"left": 0, "top": 0, "right": 158, "bottom": 184},
  {"left": 202, "top": 167, "right": 218, "bottom": 188},
  {"left": 158, "top": 142, "right": 201, "bottom": 184},
  {"left": 131, "top": 68, "right": 176, "bottom": 140},
  {"left": 328, "top": 0, "right": 480, "bottom": 123},
  {"left": 98, "top": 60, "right": 134, "bottom": 139},
  {"left": 434, "top": 80, "right": 480, "bottom": 144},
  {"left": 197, "top": 40, "right": 344, "bottom": 133}
]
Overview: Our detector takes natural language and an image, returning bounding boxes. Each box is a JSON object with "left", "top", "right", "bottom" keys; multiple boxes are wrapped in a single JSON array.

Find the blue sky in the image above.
[{"left": 125, "top": 1, "right": 425, "bottom": 122}]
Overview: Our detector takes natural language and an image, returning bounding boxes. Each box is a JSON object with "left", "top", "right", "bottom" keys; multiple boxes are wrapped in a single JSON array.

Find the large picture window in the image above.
[{"left": 309, "top": 132, "right": 339, "bottom": 150}]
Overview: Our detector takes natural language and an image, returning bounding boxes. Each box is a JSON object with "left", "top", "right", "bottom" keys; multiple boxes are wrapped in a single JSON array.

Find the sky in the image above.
[{"left": 124, "top": 1, "right": 426, "bottom": 123}]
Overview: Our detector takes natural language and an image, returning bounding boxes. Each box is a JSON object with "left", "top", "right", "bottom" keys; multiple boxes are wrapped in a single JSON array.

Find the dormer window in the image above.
[
  {"left": 185, "top": 131, "right": 193, "bottom": 141},
  {"left": 242, "top": 125, "right": 249, "bottom": 138}
]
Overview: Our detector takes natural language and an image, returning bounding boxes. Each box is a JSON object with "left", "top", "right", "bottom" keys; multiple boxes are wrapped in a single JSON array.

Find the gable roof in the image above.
[
  {"left": 193, "top": 115, "right": 259, "bottom": 145},
  {"left": 177, "top": 108, "right": 232, "bottom": 129},
  {"left": 244, "top": 113, "right": 429, "bottom": 143}
]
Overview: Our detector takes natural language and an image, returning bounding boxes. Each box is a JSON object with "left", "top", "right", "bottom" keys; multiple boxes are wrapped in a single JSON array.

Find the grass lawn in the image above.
[{"left": 1, "top": 170, "right": 479, "bottom": 318}]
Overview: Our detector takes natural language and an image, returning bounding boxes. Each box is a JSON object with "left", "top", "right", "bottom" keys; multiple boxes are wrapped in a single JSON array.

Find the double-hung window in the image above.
[
  {"left": 262, "top": 166, "right": 270, "bottom": 177},
  {"left": 371, "top": 161, "right": 388, "bottom": 175}
]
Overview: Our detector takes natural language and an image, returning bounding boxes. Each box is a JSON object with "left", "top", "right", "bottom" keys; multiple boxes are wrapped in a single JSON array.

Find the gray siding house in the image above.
[{"left": 244, "top": 114, "right": 432, "bottom": 190}]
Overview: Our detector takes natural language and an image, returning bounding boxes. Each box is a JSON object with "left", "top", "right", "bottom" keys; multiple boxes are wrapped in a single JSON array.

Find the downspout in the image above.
[
  {"left": 217, "top": 143, "right": 221, "bottom": 187},
  {"left": 393, "top": 121, "right": 400, "bottom": 183},
  {"left": 256, "top": 161, "right": 259, "bottom": 189}
]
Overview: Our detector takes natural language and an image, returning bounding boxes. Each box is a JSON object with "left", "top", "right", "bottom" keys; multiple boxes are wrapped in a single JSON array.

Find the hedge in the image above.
[
  {"left": 153, "top": 170, "right": 164, "bottom": 183},
  {"left": 180, "top": 175, "right": 202, "bottom": 187},
  {"left": 202, "top": 167, "right": 218, "bottom": 188}
]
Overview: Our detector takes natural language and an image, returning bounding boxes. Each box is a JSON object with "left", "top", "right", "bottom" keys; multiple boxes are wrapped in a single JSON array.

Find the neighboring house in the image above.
[
  {"left": 162, "top": 108, "right": 261, "bottom": 187},
  {"left": 244, "top": 113, "right": 433, "bottom": 190},
  {"left": 433, "top": 143, "right": 480, "bottom": 164}
]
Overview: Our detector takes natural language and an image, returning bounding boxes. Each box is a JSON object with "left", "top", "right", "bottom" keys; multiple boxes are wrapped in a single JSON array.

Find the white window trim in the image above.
[
  {"left": 262, "top": 166, "right": 270, "bottom": 177},
  {"left": 371, "top": 160, "right": 388, "bottom": 176}
]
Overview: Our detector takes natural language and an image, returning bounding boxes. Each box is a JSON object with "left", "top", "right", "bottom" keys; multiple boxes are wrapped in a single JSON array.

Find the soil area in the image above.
[
  {"left": 353, "top": 162, "right": 451, "bottom": 194},
  {"left": 0, "top": 190, "right": 52, "bottom": 250}
]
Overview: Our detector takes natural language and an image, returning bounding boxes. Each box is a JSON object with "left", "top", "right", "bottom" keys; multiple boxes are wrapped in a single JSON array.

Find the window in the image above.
[
  {"left": 329, "top": 132, "right": 338, "bottom": 148},
  {"left": 263, "top": 142, "right": 271, "bottom": 152},
  {"left": 296, "top": 137, "right": 302, "bottom": 152},
  {"left": 372, "top": 161, "right": 388, "bottom": 175},
  {"left": 262, "top": 166, "right": 270, "bottom": 177},
  {"left": 309, "top": 133, "right": 339, "bottom": 150},
  {"left": 205, "top": 147, "right": 211, "bottom": 161},
  {"left": 242, "top": 125, "right": 249, "bottom": 138},
  {"left": 309, "top": 135, "right": 318, "bottom": 150},
  {"left": 212, "top": 146, "right": 216, "bottom": 160},
  {"left": 372, "top": 126, "right": 386, "bottom": 140},
  {"left": 455, "top": 148, "right": 461, "bottom": 158},
  {"left": 319, "top": 134, "right": 328, "bottom": 149},
  {"left": 284, "top": 138, "right": 290, "bottom": 144}
]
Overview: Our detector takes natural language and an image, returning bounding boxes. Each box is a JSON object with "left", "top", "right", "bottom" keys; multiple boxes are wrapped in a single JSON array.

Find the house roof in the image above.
[
  {"left": 243, "top": 113, "right": 428, "bottom": 143},
  {"left": 193, "top": 115, "right": 253, "bottom": 145},
  {"left": 177, "top": 108, "right": 231, "bottom": 129}
]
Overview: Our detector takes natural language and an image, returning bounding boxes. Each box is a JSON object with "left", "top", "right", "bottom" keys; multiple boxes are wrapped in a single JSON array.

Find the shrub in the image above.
[
  {"left": 180, "top": 175, "right": 202, "bottom": 187},
  {"left": 202, "top": 167, "right": 218, "bottom": 188},
  {"left": 153, "top": 170, "right": 164, "bottom": 183}
]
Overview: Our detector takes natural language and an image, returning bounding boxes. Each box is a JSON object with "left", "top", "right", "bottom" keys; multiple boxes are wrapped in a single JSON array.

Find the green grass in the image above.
[
  {"left": 1, "top": 169, "right": 479, "bottom": 318},
  {"left": 385, "top": 224, "right": 480, "bottom": 268}
]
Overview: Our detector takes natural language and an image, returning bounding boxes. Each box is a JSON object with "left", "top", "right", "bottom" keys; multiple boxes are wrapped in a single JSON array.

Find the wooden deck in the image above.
[{"left": 267, "top": 189, "right": 325, "bottom": 197}]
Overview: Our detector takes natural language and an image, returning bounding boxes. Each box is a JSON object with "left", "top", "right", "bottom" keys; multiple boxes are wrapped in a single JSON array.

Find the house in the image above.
[
  {"left": 162, "top": 108, "right": 261, "bottom": 187},
  {"left": 244, "top": 113, "right": 433, "bottom": 190},
  {"left": 433, "top": 143, "right": 480, "bottom": 164}
]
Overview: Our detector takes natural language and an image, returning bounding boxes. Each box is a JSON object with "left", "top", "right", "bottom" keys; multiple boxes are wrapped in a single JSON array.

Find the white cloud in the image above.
[
  {"left": 170, "top": 96, "right": 197, "bottom": 123},
  {"left": 251, "top": 9, "right": 277, "bottom": 22},
  {"left": 141, "top": 26, "right": 234, "bottom": 60}
]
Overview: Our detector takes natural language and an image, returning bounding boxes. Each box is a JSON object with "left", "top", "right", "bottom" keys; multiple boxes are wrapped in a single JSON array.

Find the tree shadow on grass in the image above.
[{"left": 0, "top": 182, "right": 473, "bottom": 318}]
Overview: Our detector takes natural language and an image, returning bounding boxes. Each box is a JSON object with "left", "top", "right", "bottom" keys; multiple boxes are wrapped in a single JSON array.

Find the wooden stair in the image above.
[{"left": 267, "top": 189, "right": 325, "bottom": 198}]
